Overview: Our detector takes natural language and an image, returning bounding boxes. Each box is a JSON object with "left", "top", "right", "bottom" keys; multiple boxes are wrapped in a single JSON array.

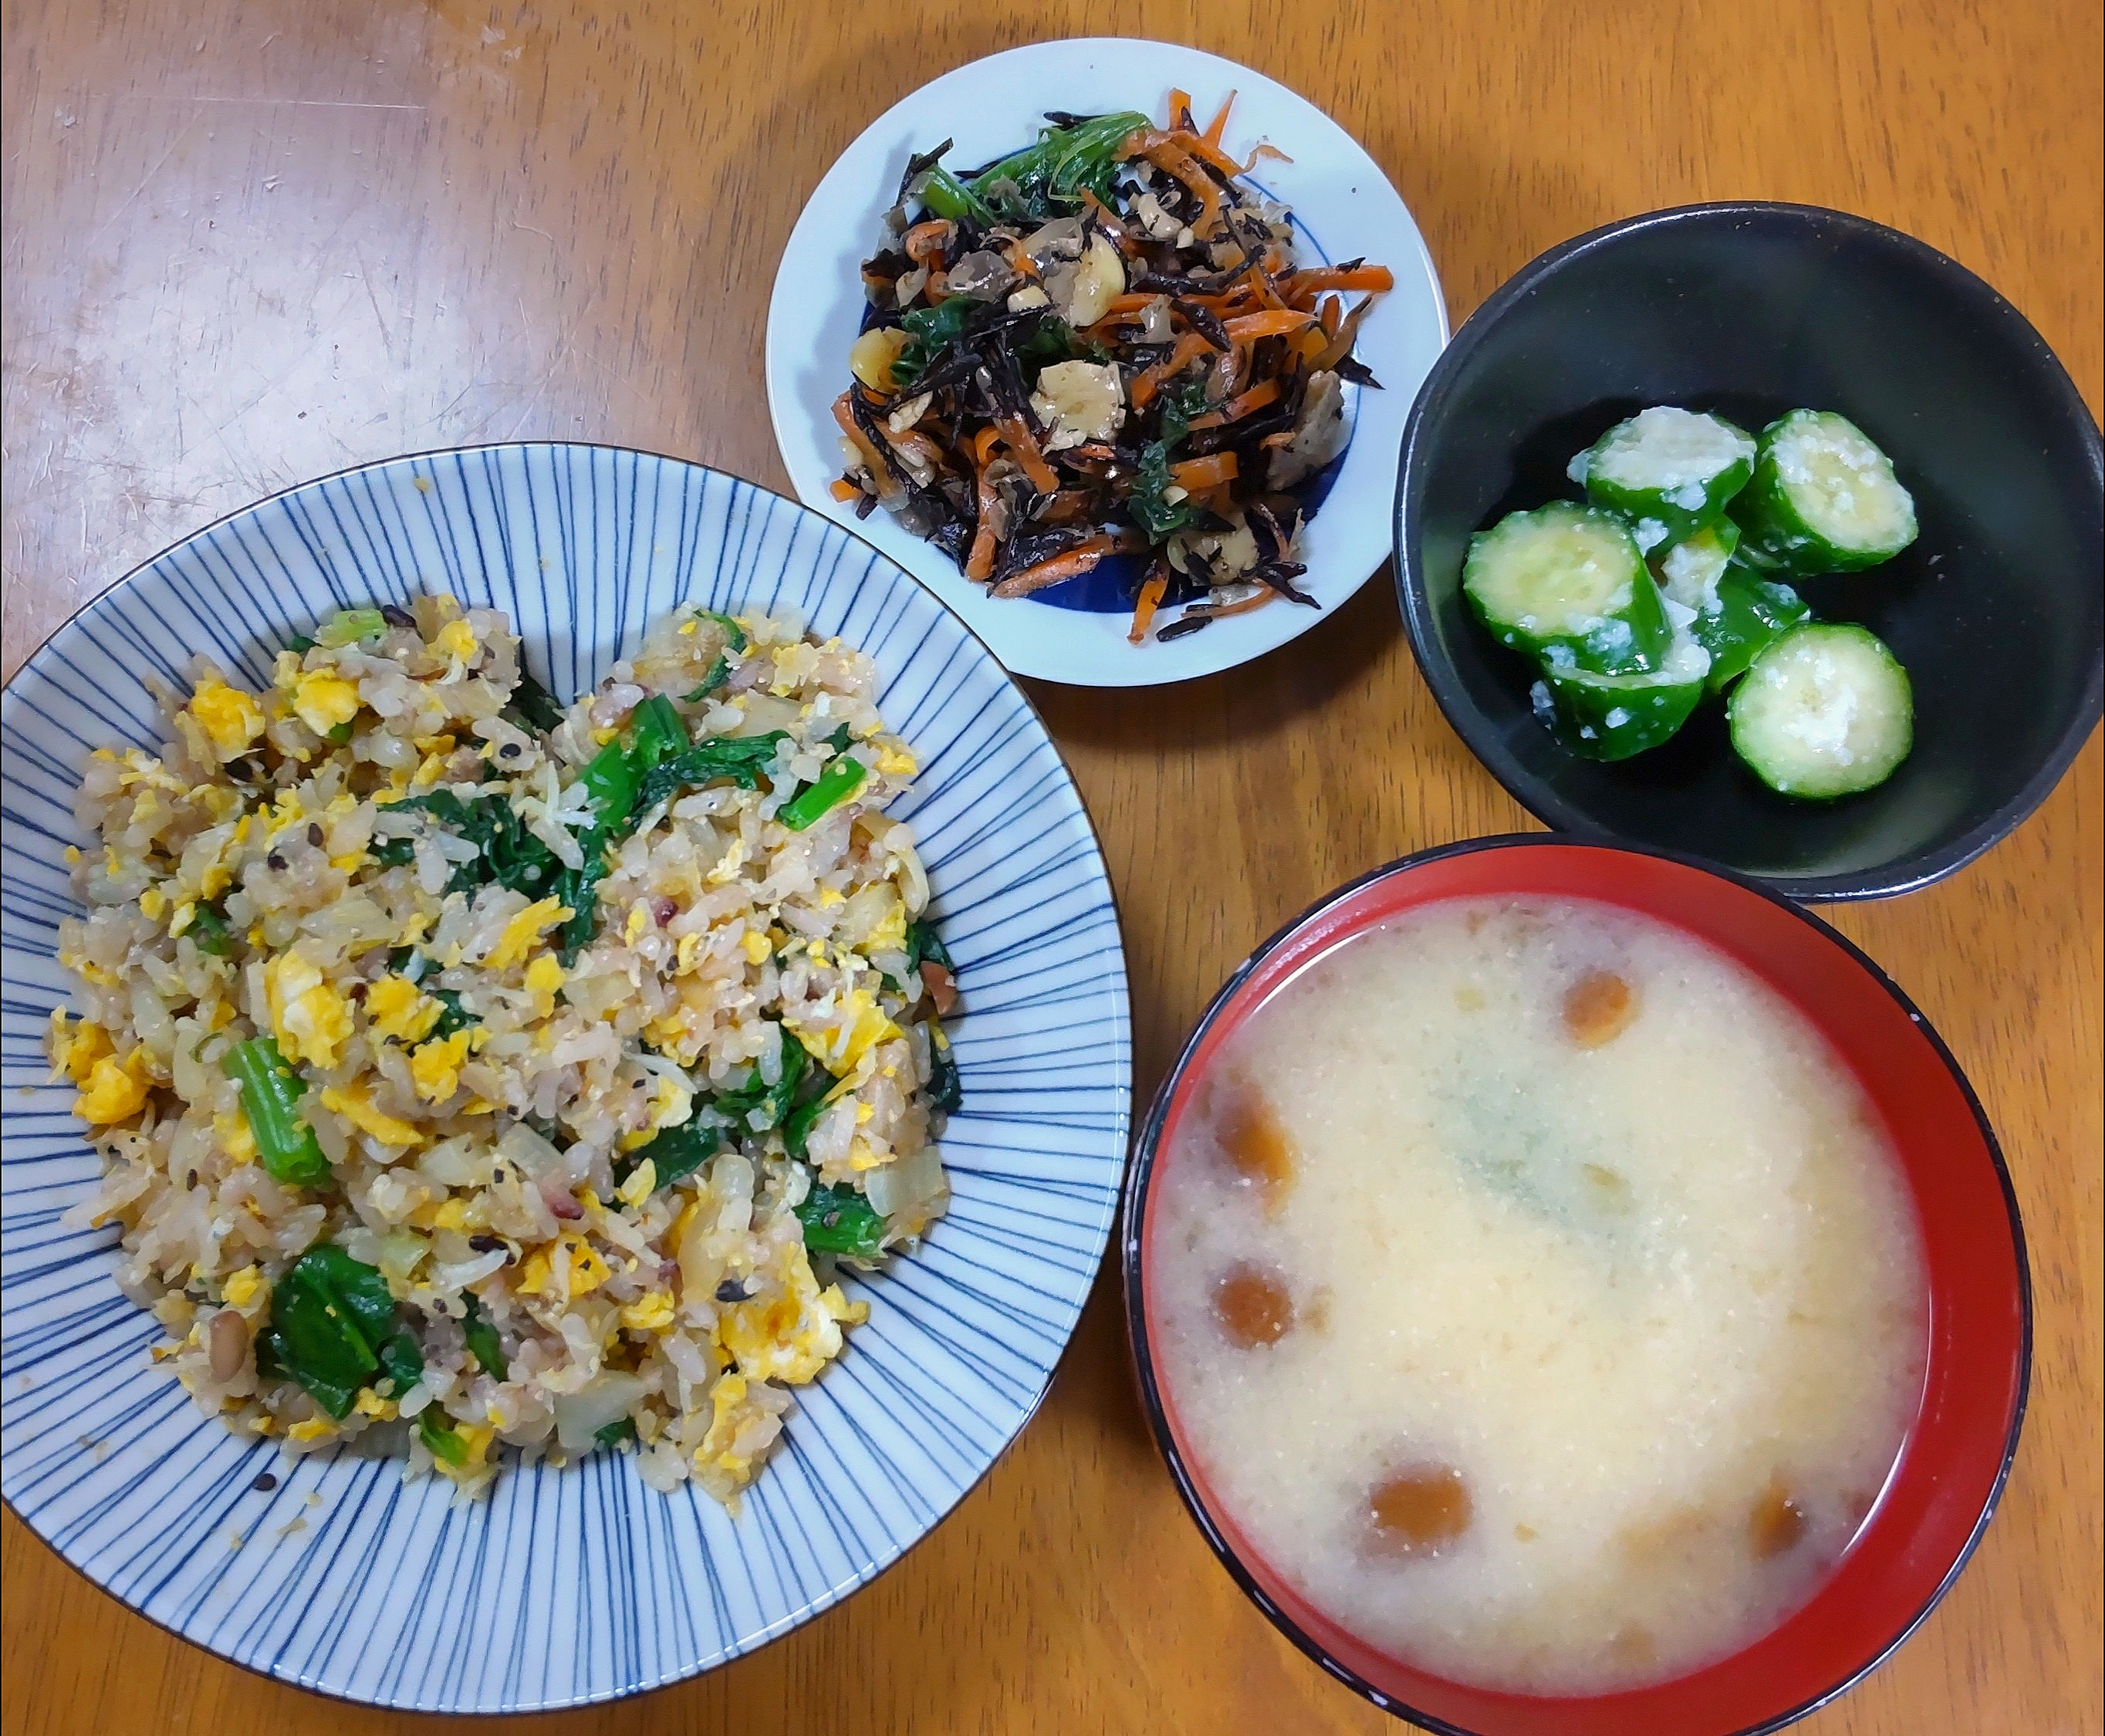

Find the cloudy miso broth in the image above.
[{"left": 1149, "top": 897, "right": 1927, "bottom": 1695}]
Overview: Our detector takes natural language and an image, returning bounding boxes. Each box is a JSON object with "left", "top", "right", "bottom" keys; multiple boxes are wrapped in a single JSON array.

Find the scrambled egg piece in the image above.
[
  {"left": 407, "top": 1197, "right": 470, "bottom": 1232},
  {"left": 289, "top": 670, "right": 361, "bottom": 738},
  {"left": 646, "top": 1072, "right": 692, "bottom": 1133},
  {"left": 790, "top": 987, "right": 900, "bottom": 1079},
  {"left": 695, "top": 1372, "right": 756, "bottom": 1478},
  {"left": 862, "top": 896, "right": 907, "bottom": 957},
  {"left": 523, "top": 954, "right": 566, "bottom": 1018},
  {"left": 138, "top": 887, "right": 167, "bottom": 922},
  {"left": 287, "top": 1417, "right": 337, "bottom": 1443},
  {"left": 363, "top": 973, "right": 444, "bottom": 1045},
  {"left": 515, "top": 1233, "right": 610, "bottom": 1301},
  {"left": 614, "top": 1158, "right": 657, "bottom": 1207},
  {"left": 484, "top": 897, "right": 572, "bottom": 971},
  {"left": 213, "top": 1109, "right": 258, "bottom": 1164},
  {"left": 875, "top": 742, "right": 917, "bottom": 778},
  {"left": 76, "top": 1049, "right": 150, "bottom": 1124},
  {"left": 408, "top": 1029, "right": 473, "bottom": 1103},
  {"left": 186, "top": 677, "right": 265, "bottom": 759},
  {"left": 221, "top": 1265, "right": 266, "bottom": 1309},
  {"left": 318, "top": 1084, "right": 422, "bottom": 1149},
  {"left": 620, "top": 1291, "right": 677, "bottom": 1332},
  {"left": 48, "top": 1010, "right": 112, "bottom": 1084},
  {"left": 265, "top": 951, "right": 350, "bottom": 1069},
  {"left": 741, "top": 929, "right": 771, "bottom": 965},
  {"left": 719, "top": 1241, "right": 860, "bottom": 1385},
  {"left": 432, "top": 617, "right": 478, "bottom": 669}
]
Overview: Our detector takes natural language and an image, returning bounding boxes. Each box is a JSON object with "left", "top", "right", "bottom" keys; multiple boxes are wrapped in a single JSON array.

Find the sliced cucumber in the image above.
[
  {"left": 1570, "top": 407, "right": 1757, "bottom": 551},
  {"left": 1732, "top": 410, "right": 1918, "bottom": 576},
  {"left": 1656, "top": 524, "right": 1813, "bottom": 694},
  {"left": 1529, "top": 631, "right": 1712, "bottom": 762},
  {"left": 1728, "top": 623, "right": 1912, "bottom": 798},
  {"left": 1464, "top": 502, "right": 1672, "bottom": 675}
]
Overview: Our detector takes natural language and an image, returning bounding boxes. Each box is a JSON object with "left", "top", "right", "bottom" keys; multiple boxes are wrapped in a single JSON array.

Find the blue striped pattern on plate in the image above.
[{"left": 0, "top": 446, "right": 1132, "bottom": 1712}]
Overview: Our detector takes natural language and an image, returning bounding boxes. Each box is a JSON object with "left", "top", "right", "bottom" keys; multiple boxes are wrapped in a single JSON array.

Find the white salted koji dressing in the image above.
[{"left": 1150, "top": 897, "right": 1927, "bottom": 1696}]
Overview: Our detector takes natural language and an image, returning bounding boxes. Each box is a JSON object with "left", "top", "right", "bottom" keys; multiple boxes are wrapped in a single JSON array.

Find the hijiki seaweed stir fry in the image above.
[
  {"left": 831, "top": 91, "right": 1393, "bottom": 644},
  {"left": 49, "top": 595, "right": 961, "bottom": 1503}
]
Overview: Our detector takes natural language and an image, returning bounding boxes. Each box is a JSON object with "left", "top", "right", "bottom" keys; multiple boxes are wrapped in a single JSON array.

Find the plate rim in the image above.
[{"left": 0, "top": 439, "right": 1135, "bottom": 1711}]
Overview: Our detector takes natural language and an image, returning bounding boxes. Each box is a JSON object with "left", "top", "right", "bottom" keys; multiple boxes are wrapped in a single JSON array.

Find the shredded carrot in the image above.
[
  {"left": 1167, "top": 88, "right": 1194, "bottom": 129},
  {"left": 1208, "top": 586, "right": 1277, "bottom": 619},
  {"left": 829, "top": 478, "right": 862, "bottom": 503},
  {"left": 995, "top": 414, "right": 1058, "bottom": 494},
  {"left": 990, "top": 533, "right": 1117, "bottom": 598},
  {"left": 1238, "top": 141, "right": 1294, "bottom": 174},
  {"left": 1282, "top": 265, "right": 1396, "bottom": 296},
  {"left": 1245, "top": 264, "right": 1288, "bottom": 312},
  {"left": 998, "top": 235, "right": 1039, "bottom": 279},
  {"left": 903, "top": 220, "right": 952, "bottom": 265},
  {"left": 1128, "top": 568, "right": 1169, "bottom": 643},
  {"left": 965, "top": 428, "right": 1003, "bottom": 581},
  {"left": 1309, "top": 296, "right": 1374, "bottom": 373},
  {"left": 1140, "top": 135, "right": 1223, "bottom": 234},
  {"left": 1036, "top": 490, "right": 1098, "bottom": 524},
  {"left": 1319, "top": 294, "right": 1343, "bottom": 337},
  {"left": 1222, "top": 309, "right": 1316, "bottom": 340},
  {"left": 1186, "top": 379, "right": 1280, "bottom": 430},
  {"left": 1130, "top": 331, "right": 1212, "bottom": 410},
  {"left": 1171, "top": 454, "right": 1238, "bottom": 491},
  {"left": 1182, "top": 134, "right": 1245, "bottom": 178},
  {"left": 1203, "top": 91, "right": 1237, "bottom": 148},
  {"left": 831, "top": 393, "right": 883, "bottom": 475}
]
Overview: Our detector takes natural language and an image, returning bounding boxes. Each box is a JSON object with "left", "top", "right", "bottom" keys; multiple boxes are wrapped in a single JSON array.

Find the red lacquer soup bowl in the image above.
[{"left": 1120, "top": 836, "right": 2030, "bottom": 1736}]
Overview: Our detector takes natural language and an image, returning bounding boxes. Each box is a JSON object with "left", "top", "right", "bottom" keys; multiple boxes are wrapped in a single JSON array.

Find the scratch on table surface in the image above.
[
  {"left": 83, "top": 112, "right": 203, "bottom": 248},
  {"left": 107, "top": 94, "right": 427, "bottom": 110}
]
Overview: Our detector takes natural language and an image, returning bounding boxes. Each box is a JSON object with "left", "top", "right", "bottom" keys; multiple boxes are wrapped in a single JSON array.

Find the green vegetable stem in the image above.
[
  {"left": 221, "top": 1037, "right": 332, "bottom": 1188},
  {"left": 778, "top": 750, "right": 867, "bottom": 831},
  {"left": 796, "top": 1181, "right": 887, "bottom": 1258}
]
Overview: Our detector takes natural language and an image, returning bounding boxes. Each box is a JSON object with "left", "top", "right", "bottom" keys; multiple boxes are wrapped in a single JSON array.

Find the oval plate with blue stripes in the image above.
[{"left": 0, "top": 445, "right": 1132, "bottom": 1712}]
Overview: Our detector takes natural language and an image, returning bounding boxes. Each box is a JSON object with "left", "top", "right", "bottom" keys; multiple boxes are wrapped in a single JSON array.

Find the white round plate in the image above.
[
  {"left": 765, "top": 36, "right": 1448, "bottom": 687},
  {"left": 0, "top": 446, "right": 1131, "bottom": 1711}
]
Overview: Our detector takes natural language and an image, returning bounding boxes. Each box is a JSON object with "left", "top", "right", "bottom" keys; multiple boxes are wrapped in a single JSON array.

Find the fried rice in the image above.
[{"left": 46, "top": 593, "right": 960, "bottom": 1503}]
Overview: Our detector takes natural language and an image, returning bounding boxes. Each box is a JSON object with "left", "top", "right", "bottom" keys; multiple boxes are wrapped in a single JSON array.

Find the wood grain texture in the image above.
[{"left": 2, "top": 0, "right": 2097, "bottom": 1731}]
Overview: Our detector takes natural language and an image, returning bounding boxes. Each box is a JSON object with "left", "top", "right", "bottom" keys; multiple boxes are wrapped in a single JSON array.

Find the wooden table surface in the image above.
[{"left": 2, "top": 1, "right": 2097, "bottom": 1731}]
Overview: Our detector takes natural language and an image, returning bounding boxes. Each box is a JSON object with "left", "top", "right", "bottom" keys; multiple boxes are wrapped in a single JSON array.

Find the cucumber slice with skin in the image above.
[
  {"left": 1728, "top": 623, "right": 1913, "bottom": 798},
  {"left": 1529, "top": 631, "right": 1712, "bottom": 762},
  {"left": 1655, "top": 525, "right": 1812, "bottom": 694},
  {"left": 1731, "top": 410, "right": 1918, "bottom": 576},
  {"left": 1696, "top": 566, "right": 1812, "bottom": 694},
  {"left": 1465, "top": 502, "right": 1673, "bottom": 675},
  {"left": 1570, "top": 407, "right": 1758, "bottom": 551}
]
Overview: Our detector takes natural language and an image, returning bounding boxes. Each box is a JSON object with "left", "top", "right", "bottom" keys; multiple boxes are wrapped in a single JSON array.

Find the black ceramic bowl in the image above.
[{"left": 1396, "top": 202, "right": 2103, "bottom": 900}]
